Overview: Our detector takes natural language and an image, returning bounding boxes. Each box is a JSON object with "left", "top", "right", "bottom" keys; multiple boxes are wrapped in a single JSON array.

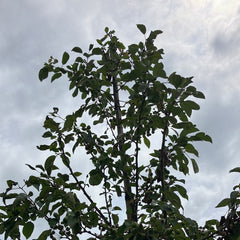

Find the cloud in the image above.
[{"left": 0, "top": 1, "right": 240, "bottom": 238}]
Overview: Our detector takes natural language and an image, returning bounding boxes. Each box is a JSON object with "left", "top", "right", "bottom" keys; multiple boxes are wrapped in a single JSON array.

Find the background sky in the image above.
[{"left": 0, "top": 0, "right": 240, "bottom": 237}]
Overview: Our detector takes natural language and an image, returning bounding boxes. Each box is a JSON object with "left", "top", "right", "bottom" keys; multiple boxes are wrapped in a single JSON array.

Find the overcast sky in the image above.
[{"left": 1, "top": 0, "right": 240, "bottom": 237}]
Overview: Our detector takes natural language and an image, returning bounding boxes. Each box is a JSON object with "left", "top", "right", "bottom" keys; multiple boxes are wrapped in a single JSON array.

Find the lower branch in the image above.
[
  {"left": 111, "top": 74, "right": 136, "bottom": 222},
  {"left": 58, "top": 136, "right": 111, "bottom": 227},
  {"left": 160, "top": 124, "right": 168, "bottom": 223}
]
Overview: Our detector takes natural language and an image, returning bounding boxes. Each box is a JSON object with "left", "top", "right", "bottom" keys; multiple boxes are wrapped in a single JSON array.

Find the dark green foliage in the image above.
[{"left": 1, "top": 25, "right": 239, "bottom": 240}]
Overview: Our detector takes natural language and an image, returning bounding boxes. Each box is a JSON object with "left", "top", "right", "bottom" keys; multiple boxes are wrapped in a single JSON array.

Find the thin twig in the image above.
[{"left": 104, "top": 169, "right": 112, "bottom": 226}]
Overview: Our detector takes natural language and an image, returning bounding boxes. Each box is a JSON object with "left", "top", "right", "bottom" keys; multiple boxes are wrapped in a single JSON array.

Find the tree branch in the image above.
[
  {"left": 160, "top": 119, "right": 168, "bottom": 224},
  {"left": 134, "top": 95, "right": 146, "bottom": 219},
  {"left": 58, "top": 135, "right": 111, "bottom": 227},
  {"left": 111, "top": 74, "right": 136, "bottom": 222},
  {"left": 104, "top": 169, "right": 112, "bottom": 226}
]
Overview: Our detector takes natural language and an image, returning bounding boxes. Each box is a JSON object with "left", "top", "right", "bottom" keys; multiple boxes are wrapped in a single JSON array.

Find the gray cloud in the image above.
[
  {"left": 211, "top": 12, "right": 240, "bottom": 57},
  {"left": 0, "top": 1, "right": 240, "bottom": 237}
]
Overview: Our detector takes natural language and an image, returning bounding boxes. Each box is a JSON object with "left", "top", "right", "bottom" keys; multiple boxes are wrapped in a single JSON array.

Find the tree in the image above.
[{"left": 0, "top": 24, "right": 239, "bottom": 240}]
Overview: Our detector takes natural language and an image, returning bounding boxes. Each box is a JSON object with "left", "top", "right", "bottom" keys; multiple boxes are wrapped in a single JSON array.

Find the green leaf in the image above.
[
  {"left": 88, "top": 211, "right": 99, "bottom": 227},
  {"left": 165, "top": 190, "right": 182, "bottom": 209},
  {"left": 230, "top": 190, "right": 239, "bottom": 200},
  {"left": 58, "top": 173, "right": 69, "bottom": 182},
  {"left": 216, "top": 198, "right": 230, "bottom": 208},
  {"left": 168, "top": 72, "right": 182, "bottom": 88},
  {"left": 112, "top": 206, "right": 122, "bottom": 211},
  {"left": 148, "top": 30, "right": 163, "bottom": 41},
  {"left": 174, "top": 184, "right": 188, "bottom": 200},
  {"left": 89, "top": 169, "right": 103, "bottom": 186},
  {"left": 44, "top": 155, "right": 56, "bottom": 175},
  {"left": 73, "top": 171, "right": 82, "bottom": 177},
  {"left": 191, "top": 158, "right": 199, "bottom": 173},
  {"left": 2, "top": 193, "right": 18, "bottom": 204},
  {"left": 183, "top": 100, "right": 200, "bottom": 110},
  {"left": 37, "top": 145, "right": 49, "bottom": 151},
  {"left": 36, "top": 165, "right": 45, "bottom": 171},
  {"left": 89, "top": 44, "right": 94, "bottom": 51},
  {"left": 25, "top": 164, "right": 36, "bottom": 171},
  {"left": 128, "top": 44, "right": 139, "bottom": 54},
  {"left": 193, "top": 91, "right": 205, "bottom": 99},
  {"left": 153, "top": 62, "right": 166, "bottom": 78},
  {"left": 65, "top": 192, "right": 76, "bottom": 208},
  {"left": 229, "top": 167, "right": 240, "bottom": 173},
  {"left": 134, "top": 61, "right": 146, "bottom": 75},
  {"left": 64, "top": 115, "right": 75, "bottom": 131},
  {"left": 115, "top": 185, "right": 122, "bottom": 197},
  {"left": 180, "top": 100, "right": 200, "bottom": 117},
  {"left": 65, "top": 133, "right": 74, "bottom": 143},
  {"left": 191, "top": 132, "right": 212, "bottom": 143},
  {"left": 185, "top": 143, "right": 199, "bottom": 157},
  {"left": 137, "top": 24, "right": 146, "bottom": 34},
  {"left": 23, "top": 222, "right": 34, "bottom": 239},
  {"left": 81, "top": 92, "right": 87, "bottom": 99},
  {"left": 6, "top": 180, "right": 18, "bottom": 188},
  {"left": 205, "top": 219, "right": 219, "bottom": 226},
  {"left": 51, "top": 72, "right": 62, "bottom": 82},
  {"left": 43, "top": 116, "right": 60, "bottom": 132},
  {"left": 123, "top": 142, "right": 131, "bottom": 151},
  {"left": 62, "top": 51, "right": 69, "bottom": 64},
  {"left": 48, "top": 218, "right": 58, "bottom": 228},
  {"left": 39, "top": 67, "right": 49, "bottom": 81},
  {"left": 72, "top": 47, "right": 82, "bottom": 53},
  {"left": 42, "top": 131, "right": 53, "bottom": 138},
  {"left": 112, "top": 213, "right": 119, "bottom": 225},
  {"left": 61, "top": 155, "right": 70, "bottom": 167},
  {"left": 37, "top": 230, "right": 51, "bottom": 240},
  {"left": 92, "top": 47, "right": 102, "bottom": 55},
  {"left": 72, "top": 88, "right": 78, "bottom": 97},
  {"left": 143, "top": 136, "right": 150, "bottom": 148}
]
